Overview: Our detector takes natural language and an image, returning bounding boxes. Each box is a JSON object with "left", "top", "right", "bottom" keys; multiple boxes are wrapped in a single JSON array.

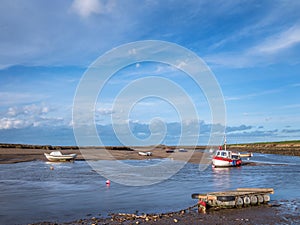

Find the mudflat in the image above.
[
  {"left": 0, "top": 145, "right": 209, "bottom": 164},
  {"left": 32, "top": 204, "right": 298, "bottom": 225},
  {"left": 1, "top": 141, "right": 299, "bottom": 164}
]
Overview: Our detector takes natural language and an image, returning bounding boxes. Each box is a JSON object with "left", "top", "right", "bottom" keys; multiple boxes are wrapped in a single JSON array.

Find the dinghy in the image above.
[{"left": 44, "top": 151, "right": 77, "bottom": 162}]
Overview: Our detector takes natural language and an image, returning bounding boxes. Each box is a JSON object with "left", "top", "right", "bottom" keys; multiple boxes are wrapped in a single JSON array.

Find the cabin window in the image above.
[{"left": 221, "top": 152, "right": 227, "bottom": 157}]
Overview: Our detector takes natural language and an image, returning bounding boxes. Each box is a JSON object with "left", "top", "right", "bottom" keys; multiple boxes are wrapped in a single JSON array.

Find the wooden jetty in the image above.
[{"left": 192, "top": 188, "right": 274, "bottom": 210}]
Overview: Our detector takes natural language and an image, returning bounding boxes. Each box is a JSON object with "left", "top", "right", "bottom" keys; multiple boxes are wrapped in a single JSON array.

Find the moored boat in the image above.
[
  {"left": 212, "top": 149, "right": 242, "bottom": 167},
  {"left": 44, "top": 151, "right": 77, "bottom": 162},
  {"left": 212, "top": 137, "right": 252, "bottom": 167},
  {"left": 138, "top": 151, "right": 152, "bottom": 156},
  {"left": 165, "top": 148, "right": 175, "bottom": 153}
]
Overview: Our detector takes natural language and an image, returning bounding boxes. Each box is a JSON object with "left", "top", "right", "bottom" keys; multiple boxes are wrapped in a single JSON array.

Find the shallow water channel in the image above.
[{"left": 0, "top": 153, "right": 299, "bottom": 224}]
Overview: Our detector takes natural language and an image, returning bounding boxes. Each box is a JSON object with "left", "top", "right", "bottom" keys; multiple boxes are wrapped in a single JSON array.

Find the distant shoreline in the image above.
[
  {"left": 227, "top": 140, "right": 300, "bottom": 156},
  {"left": 0, "top": 140, "right": 299, "bottom": 164}
]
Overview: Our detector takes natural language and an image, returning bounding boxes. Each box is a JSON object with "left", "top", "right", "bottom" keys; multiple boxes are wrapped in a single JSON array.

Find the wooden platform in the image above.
[{"left": 192, "top": 188, "right": 274, "bottom": 209}]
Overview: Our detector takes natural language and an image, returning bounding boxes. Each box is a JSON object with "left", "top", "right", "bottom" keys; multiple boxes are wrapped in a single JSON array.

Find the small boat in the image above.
[
  {"left": 165, "top": 149, "right": 175, "bottom": 153},
  {"left": 212, "top": 137, "right": 252, "bottom": 167},
  {"left": 212, "top": 149, "right": 242, "bottom": 167},
  {"left": 44, "top": 151, "right": 77, "bottom": 162},
  {"left": 138, "top": 151, "right": 152, "bottom": 156}
]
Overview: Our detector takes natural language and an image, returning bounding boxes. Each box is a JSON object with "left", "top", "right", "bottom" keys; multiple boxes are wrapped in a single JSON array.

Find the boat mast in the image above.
[{"left": 224, "top": 135, "right": 227, "bottom": 151}]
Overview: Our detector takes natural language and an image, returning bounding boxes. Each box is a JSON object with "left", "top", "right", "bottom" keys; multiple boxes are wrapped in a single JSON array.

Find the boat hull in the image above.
[
  {"left": 44, "top": 153, "right": 77, "bottom": 162},
  {"left": 138, "top": 152, "right": 152, "bottom": 156},
  {"left": 212, "top": 157, "right": 242, "bottom": 167}
]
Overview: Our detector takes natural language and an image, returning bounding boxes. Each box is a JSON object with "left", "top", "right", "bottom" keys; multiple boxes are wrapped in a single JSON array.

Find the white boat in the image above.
[
  {"left": 44, "top": 151, "right": 77, "bottom": 162},
  {"left": 212, "top": 149, "right": 242, "bottom": 167},
  {"left": 138, "top": 151, "right": 152, "bottom": 156},
  {"left": 212, "top": 137, "right": 252, "bottom": 168}
]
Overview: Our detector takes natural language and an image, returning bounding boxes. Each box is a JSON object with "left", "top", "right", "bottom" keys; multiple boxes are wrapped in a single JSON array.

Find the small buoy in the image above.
[
  {"left": 50, "top": 166, "right": 54, "bottom": 170},
  {"left": 106, "top": 180, "right": 110, "bottom": 185}
]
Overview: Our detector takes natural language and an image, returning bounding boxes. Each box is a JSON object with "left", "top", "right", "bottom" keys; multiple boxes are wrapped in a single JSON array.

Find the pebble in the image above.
[{"left": 174, "top": 218, "right": 178, "bottom": 223}]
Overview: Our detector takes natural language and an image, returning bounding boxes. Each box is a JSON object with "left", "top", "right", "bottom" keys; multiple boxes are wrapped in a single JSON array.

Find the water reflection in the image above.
[{"left": 211, "top": 167, "right": 231, "bottom": 190}]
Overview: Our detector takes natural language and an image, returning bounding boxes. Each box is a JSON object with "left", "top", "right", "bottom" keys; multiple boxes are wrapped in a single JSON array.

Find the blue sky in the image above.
[{"left": 0, "top": 0, "right": 300, "bottom": 146}]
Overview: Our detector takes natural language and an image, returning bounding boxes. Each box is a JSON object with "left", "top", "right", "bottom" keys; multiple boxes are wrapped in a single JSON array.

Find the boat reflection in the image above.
[{"left": 212, "top": 167, "right": 232, "bottom": 189}]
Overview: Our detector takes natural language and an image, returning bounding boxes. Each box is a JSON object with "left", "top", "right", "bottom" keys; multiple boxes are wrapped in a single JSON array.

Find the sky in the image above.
[{"left": 0, "top": 0, "right": 300, "bottom": 146}]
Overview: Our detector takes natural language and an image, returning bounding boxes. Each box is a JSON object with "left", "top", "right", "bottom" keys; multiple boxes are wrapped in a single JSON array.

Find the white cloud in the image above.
[
  {"left": 0, "top": 118, "right": 32, "bottom": 129},
  {"left": 96, "top": 108, "right": 115, "bottom": 115},
  {"left": 206, "top": 25, "right": 300, "bottom": 68},
  {"left": 5, "top": 104, "right": 50, "bottom": 117},
  {"left": 128, "top": 48, "right": 137, "bottom": 55},
  {"left": 71, "top": 0, "right": 115, "bottom": 18},
  {"left": 0, "top": 103, "right": 68, "bottom": 130},
  {"left": 7, "top": 107, "right": 17, "bottom": 116},
  {"left": 224, "top": 88, "right": 283, "bottom": 103},
  {"left": 176, "top": 61, "right": 187, "bottom": 69},
  {"left": 251, "top": 25, "right": 300, "bottom": 54},
  {"left": 71, "top": 0, "right": 101, "bottom": 17}
]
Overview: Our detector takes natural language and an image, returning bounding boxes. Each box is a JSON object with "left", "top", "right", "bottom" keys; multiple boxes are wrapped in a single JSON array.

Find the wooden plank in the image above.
[
  {"left": 236, "top": 188, "right": 274, "bottom": 194},
  {"left": 207, "top": 195, "right": 217, "bottom": 200}
]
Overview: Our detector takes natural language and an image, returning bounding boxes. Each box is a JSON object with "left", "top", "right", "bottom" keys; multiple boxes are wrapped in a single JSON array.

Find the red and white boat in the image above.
[
  {"left": 212, "top": 138, "right": 252, "bottom": 168},
  {"left": 212, "top": 147, "right": 242, "bottom": 167}
]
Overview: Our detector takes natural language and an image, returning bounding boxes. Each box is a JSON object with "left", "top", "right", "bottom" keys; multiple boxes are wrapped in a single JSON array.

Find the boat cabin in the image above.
[{"left": 215, "top": 150, "right": 240, "bottom": 160}]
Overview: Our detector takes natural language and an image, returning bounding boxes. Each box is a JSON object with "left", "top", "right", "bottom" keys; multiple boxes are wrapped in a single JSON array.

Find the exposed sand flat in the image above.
[
  {"left": 1, "top": 141, "right": 299, "bottom": 164},
  {"left": 0, "top": 144, "right": 210, "bottom": 164}
]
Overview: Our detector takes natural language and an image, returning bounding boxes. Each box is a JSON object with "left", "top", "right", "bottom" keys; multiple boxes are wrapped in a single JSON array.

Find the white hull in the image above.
[
  {"left": 44, "top": 151, "right": 77, "bottom": 162},
  {"left": 138, "top": 151, "right": 152, "bottom": 156},
  {"left": 212, "top": 158, "right": 232, "bottom": 167}
]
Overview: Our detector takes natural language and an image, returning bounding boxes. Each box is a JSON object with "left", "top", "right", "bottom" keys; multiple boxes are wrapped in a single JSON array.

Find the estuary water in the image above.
[{"left": 0, "top": 153, "right": 299, "bottom": 224}]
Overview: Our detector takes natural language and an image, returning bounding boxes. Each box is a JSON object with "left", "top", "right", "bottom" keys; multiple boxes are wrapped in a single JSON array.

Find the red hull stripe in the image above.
[{"left": 213, "top": 156, "right": 233, "bottom": 162}]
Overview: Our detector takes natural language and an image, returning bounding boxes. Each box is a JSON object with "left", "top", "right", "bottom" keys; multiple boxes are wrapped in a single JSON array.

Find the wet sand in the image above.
[
  {"left": 32, "top": 204, "right": 299, "bottom": 225},
  {"left": 1, "top": 141, "right": 299, "bottom": 164},
  {"left": 0, "top": 145, "right": 210, "bottom": 164}
]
